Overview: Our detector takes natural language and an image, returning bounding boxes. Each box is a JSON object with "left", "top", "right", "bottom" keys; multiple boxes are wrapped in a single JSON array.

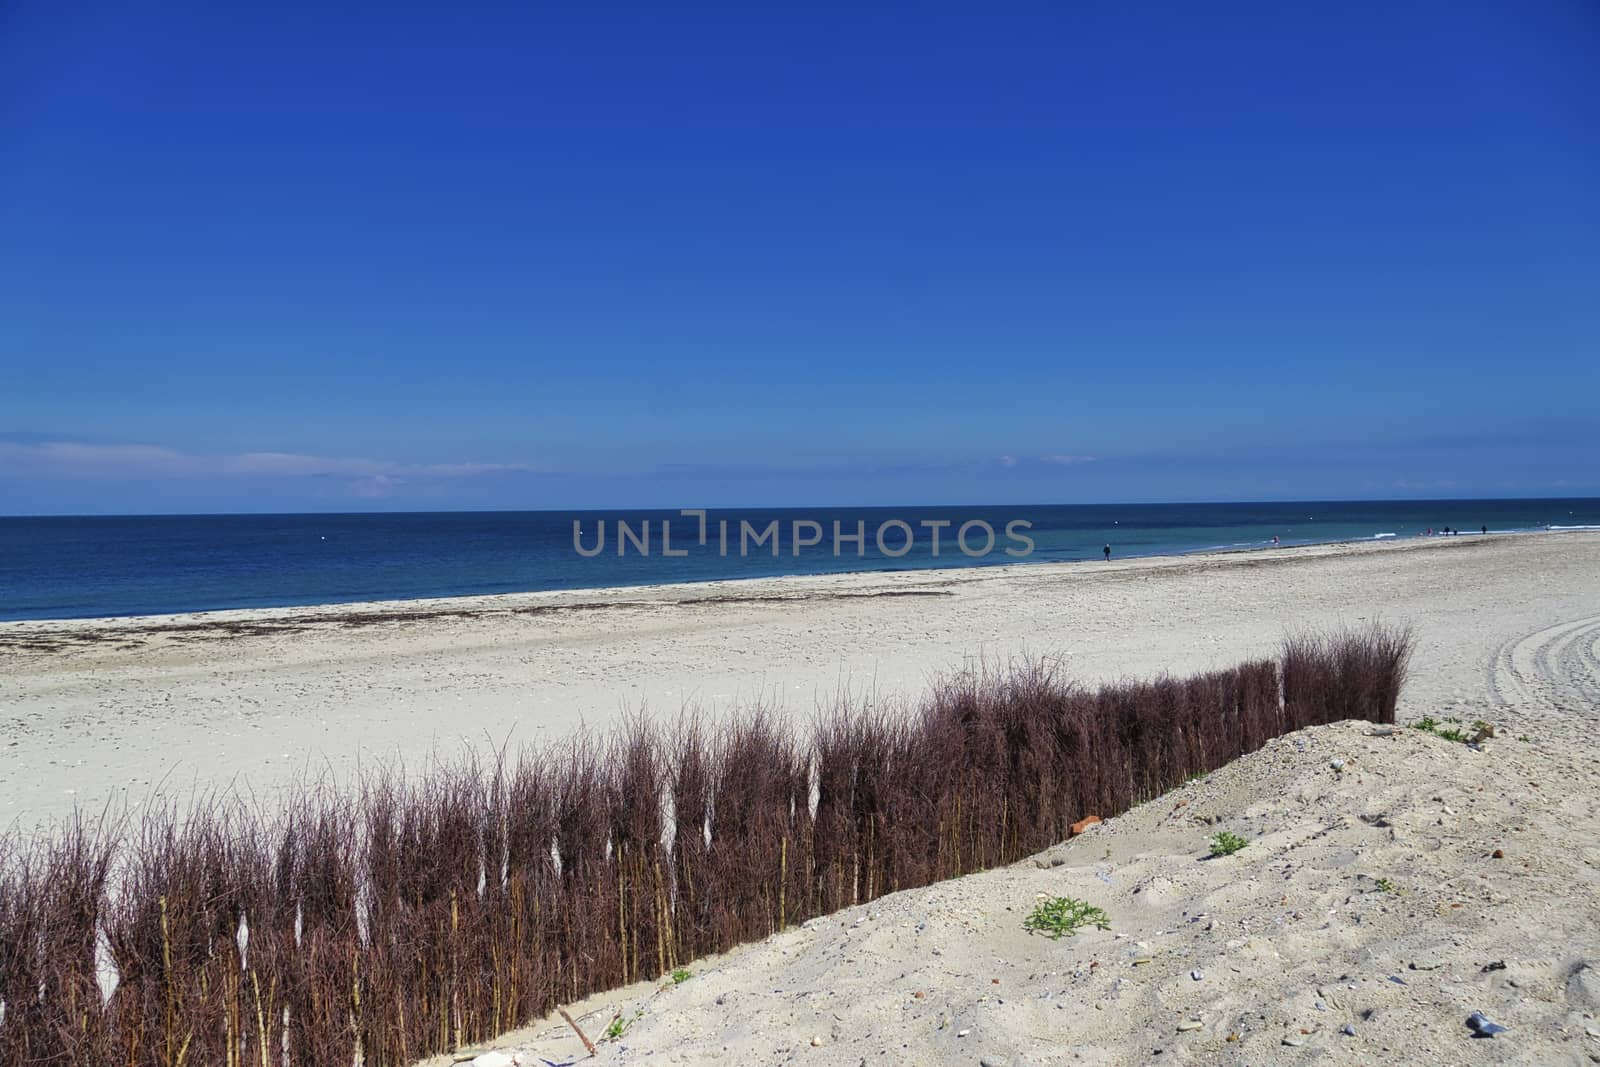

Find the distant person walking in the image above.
[
  {"left": 1103, "top": 543, "right": 1111, "bottom": 561},
  {"left": 1482, "top": 525, "right": 1488, "bottom": 535}
]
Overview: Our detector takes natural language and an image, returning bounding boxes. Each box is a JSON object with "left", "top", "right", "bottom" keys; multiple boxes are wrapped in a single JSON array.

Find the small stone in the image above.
[
  {"left": 1341, "top": 1024, "right": 1357, "bottom": 1036},
  {"left": 811, "top": 1036, "right": 824, "bottom": 1047},
  {"left": 1409, "top": 959, "right": 1443, "bottom": 971},
  {"left": 1466, "top": 1011, "right": 1508, "bottom": 1038},
  {"left": 1176, "top": 1019, "right": 1203, "bottom": 1032},
  {"left": 1282, "top": 1037, "right": 1305, "bottom": 1047},
  {"left": 1190, "top": 969, "right": 1204, "bottom": 981},
  {"left": 1491, "top": 848, "right": 1505, "bottom": 859},
  {"left": 957, "top": 1028, "right": 971, "bottom": 1037}
]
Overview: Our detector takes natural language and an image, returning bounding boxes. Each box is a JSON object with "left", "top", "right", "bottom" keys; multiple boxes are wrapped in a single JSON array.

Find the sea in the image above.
[{"left": 1, "top": 499, "right": 1596, "bottom": 622}]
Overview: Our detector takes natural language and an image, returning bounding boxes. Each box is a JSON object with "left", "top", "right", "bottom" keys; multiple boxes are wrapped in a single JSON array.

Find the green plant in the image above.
[
  {"left": 1022, "top": 896, "right": 1110, "bottom": 939},
  {"left": 1209, "top": 831, "right": 1248, "bottom": 857},
  {"left": 670, "top": 968, "right": 692, "bottom": 985},
  {"left": 1409, "top": 717, "right": 1469, "bottom": 743},
  {"left": 1374, "top": 877, "right": 1396, "bottom": 893},
  {"left": 605, "top": 1013, "right": 632, "bottom": 1040}
]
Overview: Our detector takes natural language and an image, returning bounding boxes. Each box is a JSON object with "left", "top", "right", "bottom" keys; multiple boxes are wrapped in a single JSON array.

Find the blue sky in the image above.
[{"left": 2, "top": 2, "right": 1596, "bottom": 513}]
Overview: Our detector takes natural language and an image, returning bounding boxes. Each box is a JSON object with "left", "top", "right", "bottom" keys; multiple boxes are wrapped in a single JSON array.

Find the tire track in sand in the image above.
[{"left": 1486, "top": 612, "right": 1600, "bottom": 719}]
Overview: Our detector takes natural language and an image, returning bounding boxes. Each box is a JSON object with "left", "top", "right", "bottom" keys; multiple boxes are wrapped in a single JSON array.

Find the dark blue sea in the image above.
[{"left": 1, "top": 500, "right": 1596, "bottom": 622}]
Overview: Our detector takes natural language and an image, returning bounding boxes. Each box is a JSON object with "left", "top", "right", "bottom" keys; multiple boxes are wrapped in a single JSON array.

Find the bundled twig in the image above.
[{"left": 0, "top": 626, "right": 1411, "bottom": 1065}]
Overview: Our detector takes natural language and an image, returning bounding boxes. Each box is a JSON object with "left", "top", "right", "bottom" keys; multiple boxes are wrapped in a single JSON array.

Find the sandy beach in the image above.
[
  {"left": 3, "top": 531, "right": 1598, "bottom": 833},
  {"left": 4, "top": 530, "right": 1600, "bottom": 1063},
  {"left": 374, "top": 531, "right": 1599, "bottom": 1067}
]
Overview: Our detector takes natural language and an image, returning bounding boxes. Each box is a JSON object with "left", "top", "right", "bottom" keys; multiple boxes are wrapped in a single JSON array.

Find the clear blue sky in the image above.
[{"left": 2, "top": 1, "right": 1596, "bottom": 513}]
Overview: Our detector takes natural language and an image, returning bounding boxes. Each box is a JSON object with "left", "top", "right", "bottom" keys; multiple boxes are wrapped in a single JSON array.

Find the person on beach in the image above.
[
  {"left": 1103, "top": 544, "right": 1111, "bottom": 561},
  {"left": 1482, "top": 525, "right": 1488, "bottom": 535}
]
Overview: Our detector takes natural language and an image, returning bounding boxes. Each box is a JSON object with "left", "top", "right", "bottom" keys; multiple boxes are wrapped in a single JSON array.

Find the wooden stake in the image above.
[{"left": 558, "top": 1007, "right": 598, "bottom": 1057}]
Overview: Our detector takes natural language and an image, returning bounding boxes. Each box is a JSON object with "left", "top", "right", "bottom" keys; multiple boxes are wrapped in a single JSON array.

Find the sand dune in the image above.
[{"left": 430, "top": 622, "right": 1600, "bottom": 1066}]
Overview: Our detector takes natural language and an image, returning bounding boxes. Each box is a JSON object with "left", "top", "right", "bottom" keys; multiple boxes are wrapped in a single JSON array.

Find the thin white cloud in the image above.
[
  {"left": 1387, "top": 478, "right": 1459, "bottom": 491},
  {"left": 998, "top": 455, "right": 1018, "bottom": 468},
  {"left": 4, "top": 441, "right": 197, "bottom": 475},
  {"left": 0, "top": 441, "right": 544, "bottom": 489},
  {"left": 348, "top": 474, "right": 405, "bottom": 498},
  {"left": 1040, "top": 454, "right": 1096, "bottom": 466}
]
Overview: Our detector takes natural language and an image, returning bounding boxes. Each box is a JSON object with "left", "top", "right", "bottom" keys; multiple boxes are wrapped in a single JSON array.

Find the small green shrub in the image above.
[
  {"left": 1023, "top": 896, "right": 1110, "bottom": 939},
  {"left": 1409, "top": 717, "right": 1471, "bottom": 743},
  {"left": 605, "top": 1010, "right": 641, "bottom": 1040},
  {"left": 1209, "top": 831, "right": 1248, "bottom": 857},
  {"left": 670, "top": 968, "right": 692, "bottom": 984},
  {"left": 1374, "top": 877, "right": 1396, "bottom": 893}
]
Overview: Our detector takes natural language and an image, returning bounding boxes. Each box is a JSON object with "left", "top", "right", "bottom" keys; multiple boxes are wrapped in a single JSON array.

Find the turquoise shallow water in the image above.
[{"left": 1, "top": 499, "right": 1595, "bottom": 621}]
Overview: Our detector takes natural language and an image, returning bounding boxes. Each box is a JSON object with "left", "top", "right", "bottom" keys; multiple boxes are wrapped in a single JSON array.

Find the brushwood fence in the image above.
[{"left": 0, "top": 626, "right": 1410, "bottom": 1065}]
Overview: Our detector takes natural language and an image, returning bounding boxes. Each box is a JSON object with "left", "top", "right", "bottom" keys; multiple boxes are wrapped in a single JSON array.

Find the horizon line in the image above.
[{"left": 3, "top": 492, "right": 1598, "bottom": 521}]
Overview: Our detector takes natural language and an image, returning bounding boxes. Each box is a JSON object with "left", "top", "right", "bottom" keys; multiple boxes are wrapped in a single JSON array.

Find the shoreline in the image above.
[
  {"left": 4, "top": 516, "right": 1594, "bottom": 626},
  {"left": 3, "top": 528, "right": 1598, "bottom": 833},
  {"left": 0, "top": 525, "right": 1586, "bottom": 637}
]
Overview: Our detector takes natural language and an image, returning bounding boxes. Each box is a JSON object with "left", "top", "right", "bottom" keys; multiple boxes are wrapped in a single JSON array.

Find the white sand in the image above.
[
  {"left": 407, "top": 534, "right": 1598, "bottom": 1067},
  {"left": 1, "top": 532, "right": 1596, "bottom": 831},
  {"left": 4, "top": 530, "right": 1599, "bottom": 1062}
]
